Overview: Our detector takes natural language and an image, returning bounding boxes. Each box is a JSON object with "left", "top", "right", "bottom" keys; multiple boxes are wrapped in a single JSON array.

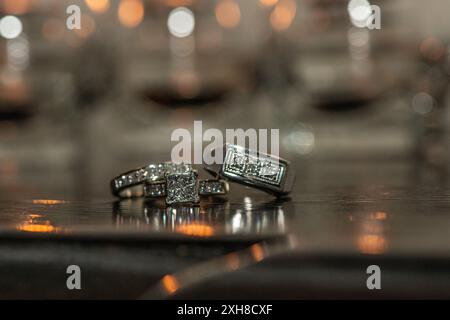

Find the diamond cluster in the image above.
[
  {"left": 166, "top": 171, "right": 200, "bottom": 205},
  {"left": 223, "top": 146, "right": 285, "bottom": 186},
  {"left": 199, "top": 180, "right": 226, "bottom": 195},
  {"left": 144, "top": 181, "right": 166, "bottom": 197}
]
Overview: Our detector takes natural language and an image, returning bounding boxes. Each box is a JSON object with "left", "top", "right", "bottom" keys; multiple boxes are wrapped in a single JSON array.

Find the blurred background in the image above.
[
  {"left": 0, "top": 0, "right": 449, "bottom": 191},
  {"left": 0, "top": 0, "right": 450, "bottom": 299}
]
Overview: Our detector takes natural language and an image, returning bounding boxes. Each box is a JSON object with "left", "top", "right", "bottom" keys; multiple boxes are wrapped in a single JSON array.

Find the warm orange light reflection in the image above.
[
  {"left": 32, "top": 199, "right": 67, "bottom": 205},
  {"left": 216, "top": 0, "right": 241, "bottom": 29},
  {"left": 118, "top": 0, "right": 144, "bottom": 28},
  {"left": 85, "top": 0, "right": 110, "bottom": 14},
  {"left": 176, "top": 223, "right": 214, "bottom": 237},
  {"left": 260, "top": 0, "right": 278, "bottom": 7},
  {"left": 16, "top": 214, "right": 60, "bottom": 233},
  {"left": 161, "top": 275, "right": 179, "bottom": 294},
  {"left": 17, "top": 224, "right": 57, "bottom": 233},
  {"left": 270, "top": 0, "right": 296, "bottom": 31},
  {"left": 357, "top": 235, "right": 387, "bottom": 255},
  {"left": 250, "top": 244, "right": 265, "bottom": 262},
  {"left": 1, "top": 0, "right": 31, "bottom": 15},
  {"left": 371, "top": 211, "right": 387, "bottom": 221}
]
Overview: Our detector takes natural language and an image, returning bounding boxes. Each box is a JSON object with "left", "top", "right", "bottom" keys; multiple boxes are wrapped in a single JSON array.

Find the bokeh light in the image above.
[
  {"left": 412, "top": 92, "right": 434, "bottom": 115},
  {"left": 259, "top": 0, "right": 278, "bottom": 7},
  {"left": 270, "top": 0, "right": 296, "bottom": 31},
  {"left": 118, "top": 0, "right": 145, "bottom": 28},
  {"left": 216, "top": 0, "right": 241, "bottom": 29},
  {"left": 85, "top": 0, "right": 110, "bottom": 14},
  {"left": 167, "top": 7, "right": 195, "bottom": 38},
  {"left": 0, "top": 16, "right": 23, "bottom": 40},
  {"left": 1, "top": 0, "right": 31, "bottom": 15},
  {"left": 348, "top": 0, "right": 372, "bottom": 28}
]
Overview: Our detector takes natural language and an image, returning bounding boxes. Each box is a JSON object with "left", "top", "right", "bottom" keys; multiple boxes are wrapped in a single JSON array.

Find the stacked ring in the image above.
[{"left": 110, "top": 144, "right": 294, "bottom": 204}]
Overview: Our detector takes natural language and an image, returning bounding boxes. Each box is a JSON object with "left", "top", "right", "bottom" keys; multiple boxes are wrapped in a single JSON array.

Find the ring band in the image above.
[
  {"left": 111, "top": 162, "right": 192, "bottom": 198},
  {"left": 203, "top": 144, "right": 295, "bottom": 196}
]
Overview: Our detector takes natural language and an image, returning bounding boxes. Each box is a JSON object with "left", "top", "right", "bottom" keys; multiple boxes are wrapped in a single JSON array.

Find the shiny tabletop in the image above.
[{"left": 0, "top": 98, "right": 450, "bottom": 299}]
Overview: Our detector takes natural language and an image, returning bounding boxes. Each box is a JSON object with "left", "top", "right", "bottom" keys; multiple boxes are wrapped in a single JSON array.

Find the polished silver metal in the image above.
[
  {"left": 111, "top": 162, "right": 192, "bottom": 198},
  {"left": 203, "top": 144, "right": 295, "bottom": 196}
]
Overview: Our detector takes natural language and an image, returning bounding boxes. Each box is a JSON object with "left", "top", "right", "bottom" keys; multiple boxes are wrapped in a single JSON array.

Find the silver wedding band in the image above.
[{"left": 203, "top": 144, "right": 295, "bottom": 196}]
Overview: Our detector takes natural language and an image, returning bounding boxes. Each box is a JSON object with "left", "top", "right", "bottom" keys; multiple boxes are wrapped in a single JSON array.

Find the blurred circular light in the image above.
[
  {"left": 259, "top": 0, "right": 278, "bottom": 7},
  {"left": 216, "top": 0, "right": 241, "bottom": 29},
  {"left": 85, "top": 0, "right": 110, "bottom": 14},
  {"left": 348, "top": 0, "right": 372, "bottom": 28},
  {"left": 419, "top": 37, "right": 446, "bottom": 61},
  {"left": 1, "top": 0, "right": 30, "bottom": 15},
  {"left": 167, "top": 7, "right": 195, "bottom": 38},
  {"left": 412, "top": 92, "right": 434, "bottom": 115},
  {"left": 283, "top": 125, "right": 315, "bottom": 155},
  {"left": 270, "top": 0, "right": 296, "bottom": 31},
  {"left": 118, "top": 0, "right": 144, "bottom": 28},
  {"left": 0, "top": 16, "right": 23, "bottom": 39}
]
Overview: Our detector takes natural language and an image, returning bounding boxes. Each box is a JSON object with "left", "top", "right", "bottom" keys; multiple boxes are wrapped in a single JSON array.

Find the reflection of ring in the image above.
[
  {"left": 204, "top": 144, "right": 295, "bottom": 196},
  {"left": 111, "top": 162, "right": 192, "bottom": 198},
  {"left": 144, "top": 179, "right": 229, "bottom": 199},
  {"left": 113, "top": 197, "right": 290, "bottom": 236}
]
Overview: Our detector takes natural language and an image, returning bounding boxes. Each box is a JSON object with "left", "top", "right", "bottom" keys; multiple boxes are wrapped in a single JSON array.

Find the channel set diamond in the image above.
[
  {"left": 223, "top": 145, "right": 285, "bottom": 187},
  {"left": 199, "top": 180, "right": 227, "bottom": 195},
  {"left": 144, "top": 181, "right": 166, "bottom": 197},
  {"left": 112, "top": 162, "right": 193, "bottom": 196}
]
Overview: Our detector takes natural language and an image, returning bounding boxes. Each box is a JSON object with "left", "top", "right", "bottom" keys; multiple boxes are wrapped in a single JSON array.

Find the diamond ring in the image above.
[
  {"left": 111, "top": 162, "right": 192, "bottom": 198},
  {"left": 203, "top": 144, "right": 295, "bottom": 196}
]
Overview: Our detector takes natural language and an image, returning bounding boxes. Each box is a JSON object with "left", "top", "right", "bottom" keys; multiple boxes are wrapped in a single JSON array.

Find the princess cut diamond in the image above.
[{"left": 165, "top": 170, "right": 200, "bottom": 205}]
